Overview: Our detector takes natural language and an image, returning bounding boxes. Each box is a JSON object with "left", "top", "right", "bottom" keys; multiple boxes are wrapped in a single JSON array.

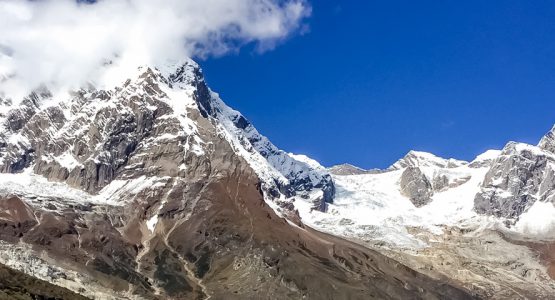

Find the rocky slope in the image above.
[
  {"left": 0, "top": 60, "right": 475, "bottom": 299},
  {"left": 0, "top": 263, "right": 89, "bottom": 300}
]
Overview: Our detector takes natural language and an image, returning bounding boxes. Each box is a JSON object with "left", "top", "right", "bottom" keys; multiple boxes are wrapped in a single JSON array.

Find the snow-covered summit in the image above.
[
  {"left": 0, "top": 58, "right": 334, "bottom": 213},
  {"left": 180, "top": 65, "right": 335, "bottom": 210},
  {"left": 301, "top": 133, "right": 555, "bottom": 249},
  {"left": 472, "top": 149, "right": 501, "bottom": 163},
  {"left": 467, "top": 149, "right": 501, "bottom": 168},
  {"left": 301, "top": 153, "right": 488, "bottom": 249},
  {"left": 328, "top": 163, "right": 379, "bottom": 175},
  {"left": 388, "top": 150, "right": 468, "bottom": 171}
]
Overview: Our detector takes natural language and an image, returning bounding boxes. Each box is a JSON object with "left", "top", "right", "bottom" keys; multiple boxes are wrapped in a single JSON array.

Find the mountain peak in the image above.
[
  {"left": 328, "top": 163, "right": 379, "bottom": 175},
  {"left": 388, "top": 150, "right": 467, "bottom": 170},
  {"left": 467, "top": 149, "right": 501, "bottom": 168},
  {"left": 65, "top": 58, "right": 203, "bottom": 98}
]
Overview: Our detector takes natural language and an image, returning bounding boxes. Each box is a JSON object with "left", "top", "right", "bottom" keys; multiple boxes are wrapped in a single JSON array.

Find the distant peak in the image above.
[
  {"left": 473, "top": 149, "right": 501, "bottom": 162},
  {"left": 388, "top": 150, "right": 467, "bottom": 170},
  {"left": 467, "top": 149, "right": 501, "bottom": 168},
  {"left": 94, "top": 57, "right": 202, "bottom": 93},
  {"left": 406, "top": 150, "right": 440, "bottom": 159},
  {"left": 328, "top": 163, "right": 380, "bottom": 175},
  {"left": 154, "top": 58, "right": 201, "bottom": 81}
]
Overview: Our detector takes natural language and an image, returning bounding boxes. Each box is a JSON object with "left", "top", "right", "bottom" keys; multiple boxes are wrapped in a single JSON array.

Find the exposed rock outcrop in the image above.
[
  {"left": 474, "top": 142, "right": 555, "bottom": 219},
  {"left": 431, "top": 171, "right": 471, "bottom": 192},
  {"left": 400, "top": 166, "right": 433, "bottom": 207}
]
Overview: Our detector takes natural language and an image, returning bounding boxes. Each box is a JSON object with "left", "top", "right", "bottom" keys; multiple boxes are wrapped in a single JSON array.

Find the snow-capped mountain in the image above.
[
  {"left": 0, "top": 60, "right": 332, "bottom": 214},
  {"left": 0, "top": 59, "right": 476, "bottom": 300},
  {"left": 388, "top": 150, "right": 468, "bottom": 170},
  {"left": 306, "top": 129, "right": 555, "bottom": 298},
  {"left": 307, "top": 151, "right": 488, "bottom": 249},
  {"left": 315, "top": 129, "right": 555, "bottom": 246}
]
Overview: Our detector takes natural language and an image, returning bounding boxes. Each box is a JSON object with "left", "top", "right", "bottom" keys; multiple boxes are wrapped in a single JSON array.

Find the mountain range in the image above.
[{"left": 0, "top": 58, "right": 553, "bottom": 299}]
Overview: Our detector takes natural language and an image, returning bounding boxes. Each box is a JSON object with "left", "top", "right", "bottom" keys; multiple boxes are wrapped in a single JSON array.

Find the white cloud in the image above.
[{"left": 0, "top": 0, "right": 310, "bottom": 99}]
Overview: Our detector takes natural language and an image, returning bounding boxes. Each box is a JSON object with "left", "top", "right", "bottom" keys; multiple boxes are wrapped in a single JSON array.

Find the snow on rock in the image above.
[
  {"left": 0, "top": 167, "right": 169, "bottom": 208},
  {"left": 172, "top": 61, "right": 335, "bottom": 211},
  {"left": 538, "top": 124, "right": 555, "bottom": 154},
  {"left": 53, "top": 152, "right": 83, "bottom": 171},
  {"left": 474, "top": 142, "right": 555, "bottom": 219},
  {"left": 468, "top": 149, "right": 501, "bottom": 168},
  {"left": 146, "top": 214, "right": 159, "bottom": 233},
  {"left": 303, "top": 139, "right": 555, "bottom": 249},
  {"left": 0, "top": 241, "right": 127, "bottom": 300},
  {"left": 328, "top": 163, "right": 378, "bottom": 175},
  {"left": 92, "top": 175, "right": 169, "bottom": 205},
  {"left": 474, "top": 149, "right": 502, "bottom": 162},
  {"left": 209, "top": 93, "right": 331, "bottom": 193},
  {"left": 0, "top": 58, "right": 333, "bottom": 224},
  {"left": 388, "top": 150, "right": 468, "bottom": 171},
  {"left": 0, "top": 170, "right": 93, "bottom": 204}
]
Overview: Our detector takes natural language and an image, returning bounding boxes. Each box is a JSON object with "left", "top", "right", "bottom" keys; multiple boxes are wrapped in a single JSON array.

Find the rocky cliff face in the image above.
[
  {"left": 0, "top": 60, "right": 474, "bottom": 299},
  {"left": 474, "top": 142, "right": 555, "bottom": 219},
  {"left": 399, "top": 166, "right": 434, "bottom": 207},
  {"left": 473, "top": 127, "right": 555, "bottom": 221},
  {"left": 538, "top": 125, "right": 555, "bottom": 154}
]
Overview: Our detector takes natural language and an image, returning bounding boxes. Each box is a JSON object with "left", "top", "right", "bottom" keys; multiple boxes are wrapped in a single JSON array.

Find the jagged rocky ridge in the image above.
[
  {"left": 474, "top": 142, "right": 555, "bottom": 219},
  {"left": 0, "top": 61, "right": 333, "bottom": 212},
  {"left": 0, "top": 60, "right": 474, "bottom": 299},
  {"left": 168, "top": 62, "right": 335, "bottom": 210},
  {"left": 334, "top": 142, "right": 555, "bottom": 223},
  {"left": 344, "top": 130, "right": 555, "bottom": 233},
  {"left": 474, "top": 127, "right": 555, "bottom": 220}
]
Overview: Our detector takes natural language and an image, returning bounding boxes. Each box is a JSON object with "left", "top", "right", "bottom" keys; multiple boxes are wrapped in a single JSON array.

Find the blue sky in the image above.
[{"left": 200, "top": 0, "right": 555, "bottom": 169}]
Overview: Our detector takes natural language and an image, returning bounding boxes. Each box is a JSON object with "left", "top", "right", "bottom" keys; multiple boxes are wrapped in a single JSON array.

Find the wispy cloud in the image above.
[{"left": 0, "top": 0, "right": 311, "bottom": 98}]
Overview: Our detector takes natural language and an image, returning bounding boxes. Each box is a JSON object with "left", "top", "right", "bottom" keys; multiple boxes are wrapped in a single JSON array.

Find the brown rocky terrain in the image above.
[
  {"left": 377, "top": 227, "right": 555, "bottom": 299},
  {"left": 0, "top": 263, "right": 89, "bottom": 300},
  {"left": 502, "top": 235, "right": 555, "bottom": 281},
  {"left": 0, "top": 144, "right": 476, "bottom": 299}
]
